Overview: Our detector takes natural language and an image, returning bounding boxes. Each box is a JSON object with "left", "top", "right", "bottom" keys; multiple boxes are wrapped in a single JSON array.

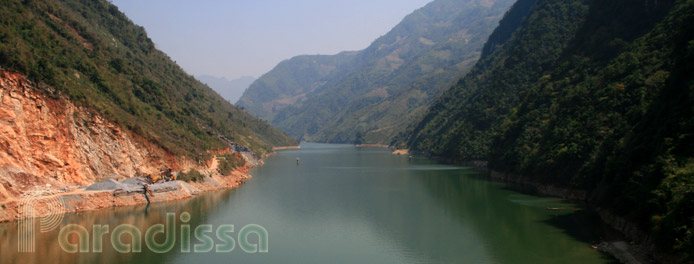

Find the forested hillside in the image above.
[
  {"left": 0, "top": 0, "right": 297, "bottom": 158},
  {"left": 237, "top": 51, "right": 358, "bottom": 121},
  {"left": 238, "top": 0, "right": 516, "bottom": 143},
  {"left": 408, "top": 0, "right": 694, "bottom": 257},
  {"left": 408, "top": 0, "right": 588, "bottom": 158}
]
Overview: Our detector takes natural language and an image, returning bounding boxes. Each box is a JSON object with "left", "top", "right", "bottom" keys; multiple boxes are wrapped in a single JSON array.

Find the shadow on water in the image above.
[
  {"left": 542, "top": 208, "right": 603, "bottom": 244},
  {"left": 411, "top": 159, "right": 617, "bottom": 264},
  {"left": 540, "top": 208, "right": 622, "bottom": 264},
  {"left": 447, "top": 164, "right": 620, "bottom": 263},
  {"left": 492, "top": 176, "right": 624, "bottom": 261}
]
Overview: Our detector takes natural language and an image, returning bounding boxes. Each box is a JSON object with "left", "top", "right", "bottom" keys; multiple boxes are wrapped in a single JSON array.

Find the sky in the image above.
[{"left": 110, "top": 0, "right": 433, "bottom": 80}]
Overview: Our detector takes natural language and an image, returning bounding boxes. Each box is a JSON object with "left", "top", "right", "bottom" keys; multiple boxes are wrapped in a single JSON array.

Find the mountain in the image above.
[
  {"left": 238, "top": 0, "right": 516, "bottom": 143},
  {"left": 407, "top": 0, "right": 694, "bottom": 258},
  {"left": 407, "top": 0, "right": 587, "bottom": 159},
  {"left": 197, "top": 75, "right": 256, "bottom": 104},
  {"left": 237, "top": 51, "right": 358, "bottom": 121},
  {"left": 0, "top": 0, "right": 297, "bottom": 158}
]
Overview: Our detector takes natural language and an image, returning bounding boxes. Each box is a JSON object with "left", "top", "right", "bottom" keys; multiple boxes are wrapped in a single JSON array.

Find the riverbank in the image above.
[
  {"left": 272, "top": 145, "right": 301, "bottom": 151},
  {"left": 392, "top": 149, "right": 409, "bottom": 155},
  {"left": 354, "top": 143, "right": 390, "bottom": 148},
  {"left": 0, "top": 166, "right": 251, "bottom": 223},
  {"left": 487, "top": 169, "right": 680, "bottom": 264},
  {"left": 407, "top": 149, "right": 671, "bottom": 263}
]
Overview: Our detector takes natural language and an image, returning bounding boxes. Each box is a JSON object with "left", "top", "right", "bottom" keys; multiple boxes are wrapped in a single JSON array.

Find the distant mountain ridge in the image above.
[
  {"left": 197, "top": 75, "right": 256, "bottom": 104},
  {"left": 237, "top": 51, "right": 359, "bottom": 121},
  {"left": 238, "top": 0, "right": 516, "bottom": 143}
]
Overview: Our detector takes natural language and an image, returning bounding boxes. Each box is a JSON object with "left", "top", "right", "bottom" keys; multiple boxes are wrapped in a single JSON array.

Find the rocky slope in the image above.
[
  {"left": 0, "top": 69, "right": 193, "bottom": 202},
  {"left": 0, "top": 0, "right": 299, "bottom": 206},
  {"left": 0, "top": 0, "right": 297, "bottom": 159},
  {"left": 0, "top": 69, "right": 272, "bottom": 224}
]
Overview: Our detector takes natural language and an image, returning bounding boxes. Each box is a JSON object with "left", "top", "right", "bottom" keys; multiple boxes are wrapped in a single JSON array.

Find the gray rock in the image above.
[
  {"left": 122, "top": 177, "right": 147, "bottom": 187},
  {"left": 85, "top": 178, "right": 127, "bottom": 191},
  {"left": 148, "top": 181, "right": 183, "bottom": 193}
]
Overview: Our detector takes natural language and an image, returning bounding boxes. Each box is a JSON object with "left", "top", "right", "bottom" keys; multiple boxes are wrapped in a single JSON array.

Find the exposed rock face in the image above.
[
  {"left": 0, "top": 170, "right": 251, "bottom": 222},
  {"left": 0, "top": 70, "right": 192, "bottom": 202}
]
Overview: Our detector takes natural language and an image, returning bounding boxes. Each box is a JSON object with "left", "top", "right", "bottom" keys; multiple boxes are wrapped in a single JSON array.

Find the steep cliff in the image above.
[{"left": 0, "top": 70, "right": 194, "bottom": 202}]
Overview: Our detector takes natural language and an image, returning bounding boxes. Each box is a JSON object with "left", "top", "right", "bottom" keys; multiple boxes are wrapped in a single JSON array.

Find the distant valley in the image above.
[
  {"left": 238, "top": 0, "right": 517, "bottom": 144},
  {"left": 197, "top": 75, "right": 256, "bottom": 104}
]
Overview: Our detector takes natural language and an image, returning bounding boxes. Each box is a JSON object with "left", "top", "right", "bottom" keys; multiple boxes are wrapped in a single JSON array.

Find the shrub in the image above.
[
  {"left": 178, "top": 169, "right": 205, "bottom": 182},
  {"left": 217, "top": 153, "right": 246, "bottom": 176}
]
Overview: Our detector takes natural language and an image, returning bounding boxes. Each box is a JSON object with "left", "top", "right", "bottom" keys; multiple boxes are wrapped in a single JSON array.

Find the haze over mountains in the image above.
[
  {"left": 197, "top": 75, "right": 256, "bottom": 104},
  {"left": 238, "top": 0, "right": 517, "bottom": 144}
]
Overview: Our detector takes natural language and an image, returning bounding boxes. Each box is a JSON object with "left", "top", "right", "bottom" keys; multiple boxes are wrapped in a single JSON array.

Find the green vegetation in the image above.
[
  {"left": 238, "top": 0, "right": 516, "bottom": 144},
  {"left": 653, "top": 163, "right": 694, "bottom": 252},
  {"left": 237, "top": 52, "right": 358, "bottom": 121},
  {"left": 216, "top": 153, "right": 245, "bottom": 176},
  {"left": 0, "top": 0, "right": 297, "bottom": 159},
  {"left": 408, "top": 0, "right": 588, "bottom": 159},
  {"left": 408, "top": 0, "right": 694, "bottom": 257},
  {"left": 178, "top": 169, "right": 205, "bottom": 183}
]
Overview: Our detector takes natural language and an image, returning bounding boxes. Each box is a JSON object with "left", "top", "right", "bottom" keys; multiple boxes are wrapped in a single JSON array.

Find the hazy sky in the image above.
[{"left": 111, "top": 0, "right": 433, "bottom": 80}]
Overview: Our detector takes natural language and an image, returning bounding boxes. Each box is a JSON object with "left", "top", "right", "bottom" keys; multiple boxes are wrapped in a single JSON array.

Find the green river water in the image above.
[{"left": 0, "top": 143, "right": 615, "bottom": 263}]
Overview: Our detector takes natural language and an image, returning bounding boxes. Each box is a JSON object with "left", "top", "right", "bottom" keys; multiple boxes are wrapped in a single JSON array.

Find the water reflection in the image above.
[
  {"left": 415, "top": 165, "right": 615, "bottom": 263},
  {"left": 0, "top": 143, "right": 613, "bottom": 264},
  {"left": 0, "top": 190, "right": 234, "bottom": 264}
]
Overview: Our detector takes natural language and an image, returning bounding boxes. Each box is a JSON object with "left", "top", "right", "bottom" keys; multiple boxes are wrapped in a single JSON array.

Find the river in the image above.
[{"left": 0, "top": 143, "right": 614, "bottom": 263}]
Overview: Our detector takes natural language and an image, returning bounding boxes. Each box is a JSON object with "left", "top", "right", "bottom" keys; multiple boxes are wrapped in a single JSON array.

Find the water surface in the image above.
[{"left": 0, "top": 143, "right": 613, "bottom": 263}]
